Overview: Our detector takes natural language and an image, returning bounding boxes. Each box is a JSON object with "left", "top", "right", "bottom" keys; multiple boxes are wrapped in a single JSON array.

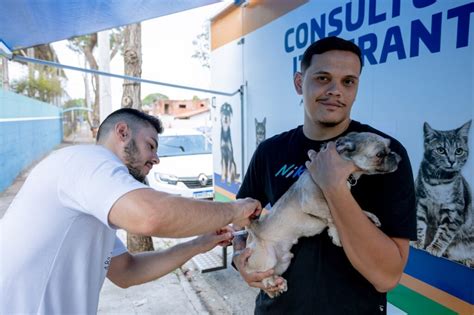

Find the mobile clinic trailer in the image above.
[{"left": 210, "top": 0, "right": 473, "bottom": 314}]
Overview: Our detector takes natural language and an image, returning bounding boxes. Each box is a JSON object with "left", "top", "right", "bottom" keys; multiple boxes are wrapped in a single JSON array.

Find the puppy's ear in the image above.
[{"left": 336, "top": 137, "right": 355, "bottom": 154}]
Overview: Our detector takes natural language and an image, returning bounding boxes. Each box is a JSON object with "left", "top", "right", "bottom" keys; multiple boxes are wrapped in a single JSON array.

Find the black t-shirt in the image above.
[{"left": 237, "top": 120, "right": 416, "bottom": 315}]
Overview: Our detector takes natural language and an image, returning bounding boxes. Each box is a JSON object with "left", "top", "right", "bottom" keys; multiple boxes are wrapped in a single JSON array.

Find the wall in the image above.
[
  {"left": 210, "top": 0, "right": 473, "bottom": 314},
  {"left": 152, "top": 99, "right": 209, "bottom": 117},
  {"left": 0, "top": 90, "right": 62, "bottom": 192}
]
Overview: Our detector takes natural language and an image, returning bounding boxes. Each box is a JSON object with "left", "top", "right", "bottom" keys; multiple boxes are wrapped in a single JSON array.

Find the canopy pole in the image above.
[
  {"left": 12, "top": 55, "right": 239, "bottom": 97},
  {"left": 0, "top": 40, "right": 13, "bottom": 59}
]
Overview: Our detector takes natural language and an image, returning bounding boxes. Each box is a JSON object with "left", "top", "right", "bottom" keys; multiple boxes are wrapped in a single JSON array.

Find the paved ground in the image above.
[
  {"left": 1, "top": 124, "right": 259, "bottom": 314},
  {"left": 98, "top": 233, "right": 211, "bottom": 315}
]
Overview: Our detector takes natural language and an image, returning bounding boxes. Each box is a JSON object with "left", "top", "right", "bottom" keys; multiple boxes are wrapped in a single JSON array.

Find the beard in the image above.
[{"left": 124, "top": 138, "right": 145, "bottom": 182}]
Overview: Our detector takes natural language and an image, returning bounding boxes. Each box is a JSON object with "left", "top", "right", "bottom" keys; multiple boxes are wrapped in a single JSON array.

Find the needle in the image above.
[{"left": 232, "top": 230, "right": 248, "bottom": 237}]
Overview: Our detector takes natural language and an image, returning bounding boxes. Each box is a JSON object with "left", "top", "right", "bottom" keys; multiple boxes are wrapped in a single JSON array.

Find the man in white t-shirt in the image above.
[{"left": 0, "top": 108, "right": 262, "bottom": 314}]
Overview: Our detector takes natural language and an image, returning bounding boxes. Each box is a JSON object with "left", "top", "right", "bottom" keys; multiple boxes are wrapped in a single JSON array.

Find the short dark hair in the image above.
[
  {"left": 96, "top": 108, "right": 163, "bottom": 142},
  {"left": 300, "top": 36, "right": 363, "bottom": 73}
]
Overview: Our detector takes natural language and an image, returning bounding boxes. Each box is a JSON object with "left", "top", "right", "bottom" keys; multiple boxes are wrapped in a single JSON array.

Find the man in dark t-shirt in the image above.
[{"left": 232, "top": 37, "right": 416, "bottom": 314}]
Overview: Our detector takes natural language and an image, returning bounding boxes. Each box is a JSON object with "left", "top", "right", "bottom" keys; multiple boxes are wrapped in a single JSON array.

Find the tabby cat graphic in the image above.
[
  {"left": 255, "top": 117, "right": 266, "bottom": 147},
  {"left": 412, "top": 120, "right": 473, "bottom": 268}
]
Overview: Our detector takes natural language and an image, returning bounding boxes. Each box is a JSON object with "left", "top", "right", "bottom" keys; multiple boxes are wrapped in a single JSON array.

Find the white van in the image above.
[{"left": 146, "top": 128, "right": 214, "bottom": 199}]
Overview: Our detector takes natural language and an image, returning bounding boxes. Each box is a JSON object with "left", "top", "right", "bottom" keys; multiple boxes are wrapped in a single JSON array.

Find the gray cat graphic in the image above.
[
  {"left": 255, "top": 117, "right": 266, "bottom": 147},
  {"left": 412, "top": 120, "right": 473, "bottom": 268}
]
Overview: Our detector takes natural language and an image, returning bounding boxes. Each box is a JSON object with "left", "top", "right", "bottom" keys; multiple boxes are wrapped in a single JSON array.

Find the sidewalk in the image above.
[
  {"left": 98, "top": 232, "right": 209, "bottom": 314},
  {"left": 0, "top": 126, "right": 214, "bottom": 315}
]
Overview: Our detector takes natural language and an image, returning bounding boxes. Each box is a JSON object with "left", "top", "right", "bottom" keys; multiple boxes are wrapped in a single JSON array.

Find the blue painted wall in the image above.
[{"left": 0, "top": 90, "right": 62, "bottom": 192}]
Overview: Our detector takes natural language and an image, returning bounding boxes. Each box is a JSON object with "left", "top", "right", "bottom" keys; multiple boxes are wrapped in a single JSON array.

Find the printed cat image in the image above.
[
  {"left": 412, "top": 120, "right": 473, "bottom": 268},
  {"left": 255, "top": 117, "right": 266, "bottom": 147}
]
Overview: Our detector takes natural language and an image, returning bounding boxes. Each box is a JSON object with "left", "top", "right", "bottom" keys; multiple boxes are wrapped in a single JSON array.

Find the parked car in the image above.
[{"left": 146, "top": 128, "right": 214, "bottom": 199}]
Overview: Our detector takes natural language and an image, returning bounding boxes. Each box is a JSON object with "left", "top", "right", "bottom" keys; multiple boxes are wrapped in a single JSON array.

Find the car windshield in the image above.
[{"left": 158, "top": 134, "right": 212, "bottom": 157}]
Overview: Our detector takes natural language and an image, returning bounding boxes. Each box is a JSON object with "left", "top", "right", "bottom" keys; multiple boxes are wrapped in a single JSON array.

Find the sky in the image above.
[{"left": 9, "top": 1, "right": 230, "bottom": 108}]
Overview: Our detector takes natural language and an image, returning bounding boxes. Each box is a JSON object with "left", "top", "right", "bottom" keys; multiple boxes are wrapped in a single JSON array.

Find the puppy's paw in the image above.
[{"left": 263, "top": 277, "right": 287, "bottom": 298}]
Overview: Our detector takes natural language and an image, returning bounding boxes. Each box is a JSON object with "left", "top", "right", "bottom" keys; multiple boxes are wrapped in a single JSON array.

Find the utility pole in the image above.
[
  {"left": 1, "top": 57, "right": 9, "bottom": 90},
  {"left": 98, "top": 29, "right": 112, "bottom": 123}
]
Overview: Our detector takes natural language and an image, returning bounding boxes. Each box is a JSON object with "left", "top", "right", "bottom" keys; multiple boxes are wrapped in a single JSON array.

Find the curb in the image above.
[
  {"left": 177, "top": 269, "right": 210, "bottom": 314},
  {"left": 181, "top": 260, "right": 233, "bottom": 315}
]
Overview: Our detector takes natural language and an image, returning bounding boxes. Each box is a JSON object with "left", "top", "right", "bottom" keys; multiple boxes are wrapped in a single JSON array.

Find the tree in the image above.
[
  {"left": 11, "top": 75, "right": 62, "bottom": 103},
  {"left": 142, "top": 92, "right": 169, "bottom": 106},
  {"left": 68, "top": 34, "right": 100, "bottom": 128},
  {"left": 121, "top": 24, "right": 142, "bottom": 109},
  {"left": 191, "top": 23, "right": 210, "bottom": 69},
  {"left": 67, "top": 29, "right": 124, "bottom": 128},
  {"left": 122, "top": 23, "right": 155, "bottom": 253},
  {"left": 10, "top": 44, "right": 65, "bottom": 103}
]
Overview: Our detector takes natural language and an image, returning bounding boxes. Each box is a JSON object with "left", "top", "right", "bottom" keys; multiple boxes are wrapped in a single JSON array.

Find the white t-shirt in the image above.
[{"left": 0, "top": 145, "right": 148, "bottom": 314}]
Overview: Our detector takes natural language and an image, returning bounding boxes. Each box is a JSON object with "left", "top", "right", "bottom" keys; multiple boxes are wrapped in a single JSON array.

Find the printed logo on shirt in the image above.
[
  {"left": 103, "top": 254, "right": 112, "bottom": 270},
  {"left": 275, "top": 164, "right": 305, "bottom": 179}
]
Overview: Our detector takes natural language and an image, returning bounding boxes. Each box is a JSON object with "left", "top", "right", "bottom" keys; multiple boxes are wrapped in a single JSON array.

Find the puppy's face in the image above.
[
  {"left": 336, "top": 132, "right": 401, "bottom": 174},
  {"left": 221, "top": 113, "right": 231, "bottom": 127},
  {"left": 220, "top": 104, "right": 233, "bottom": 129}
]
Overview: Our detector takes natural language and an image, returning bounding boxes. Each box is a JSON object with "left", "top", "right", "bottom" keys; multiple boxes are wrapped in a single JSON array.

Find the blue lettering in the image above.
[
  {"left": 284, "top": 0, "right": 472, "bottom": 72},
  {"left": 293, "top": 56, "right": 298, "bottom": 74},
  {"left": 392, "top": 0, "right": 401, "bottom": 18},
  {"left": 413, "top": 0, "right": 436, "bottom": 9},
  {"left": 447, "top": 2, "right": 474, "bottom": 48},
  {"left": 275, "top": 164, "right": 295, "bottom": 177},
  {"left": 346, "top": 0, "right": 365, "bottom": 32},
  {"left": 293, "top": 165, "right": 306, "bottom": 178},
  {"left": 310, "top": 15, "right": 326, "bottom": 43},
  {"left": 296, "top": 23, "right": 309, "bottom": 49},
  {"left": 410, "top": 13, "right": 442, "bottom": 57},
  {"left": 292, "top": 54, "right": 303, "bottom": 74},
  {"left": 380, "top": 26, "right": 406, "bottom": 63},
  {"left": 358, "top": 33, "right": 378, "bottom": 65},
  {"left": 284, "top": 28, "right": 295, "bottom": 53},
  {"left": 369, "top": 0, "right": 386, "bottom": 25},
  {"left": 328, "top": 6, "right": 343, "bottom": 36}
]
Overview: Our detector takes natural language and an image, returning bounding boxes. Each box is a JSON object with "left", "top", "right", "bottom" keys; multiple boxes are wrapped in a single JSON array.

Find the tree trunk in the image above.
[
  {"left": 127, "top": 234, "right": 155, "bottom": 254},
  {"left": 121, "top": 24, "right": 142, "bottom": 109},
  {"left": 122, "top": 23, "right": 153, "bottom": 253},
  {"left": 82, "top": 34, "right": 101, "bottom": 128}
]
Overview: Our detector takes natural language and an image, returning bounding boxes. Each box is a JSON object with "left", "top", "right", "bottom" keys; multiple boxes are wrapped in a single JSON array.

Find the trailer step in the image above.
[{"left": 191, "top": 246, "right": 227, "bottom": 273}]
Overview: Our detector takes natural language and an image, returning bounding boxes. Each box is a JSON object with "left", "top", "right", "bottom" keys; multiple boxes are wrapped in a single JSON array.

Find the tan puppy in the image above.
[{"left": 243, "top": 132, "right": 401, "bottom": 298}]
